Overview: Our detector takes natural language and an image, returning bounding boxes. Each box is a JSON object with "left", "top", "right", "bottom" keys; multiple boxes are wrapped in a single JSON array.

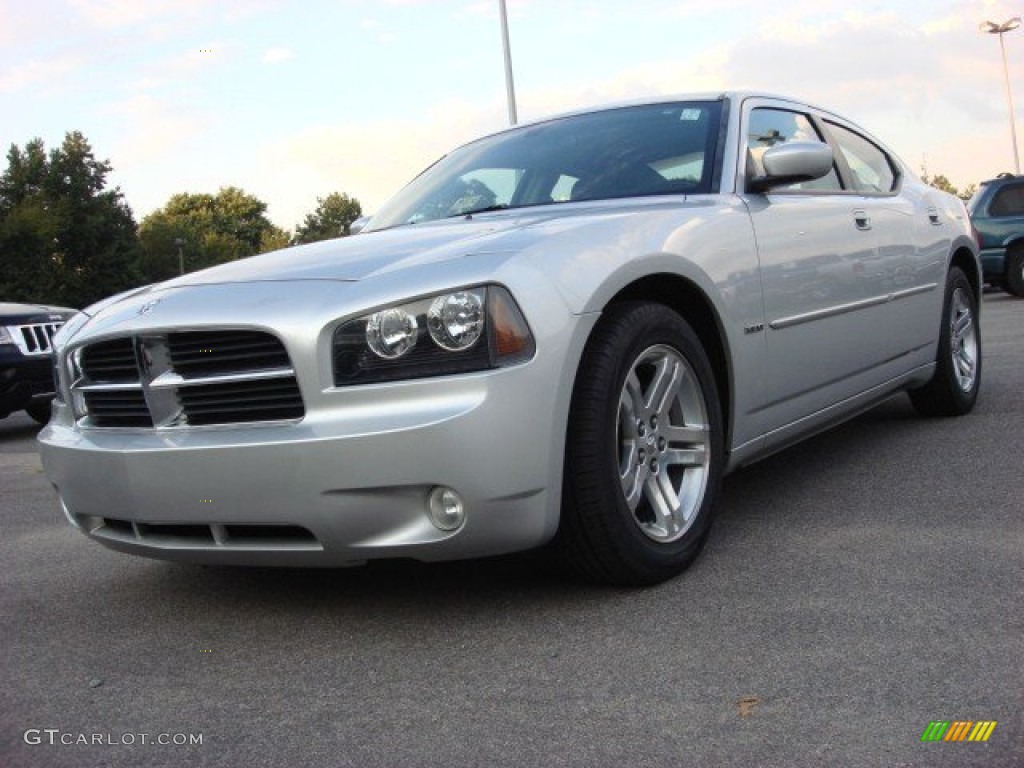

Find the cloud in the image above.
[
  {"left": 0, "top": 53, "right": 83, "bottom": 94},
  {"left": 247, "top": 0, "right": 1021, "bottom": 227},
  {"left": 357, "top": 17, "right": 399, "bottom": 44},
  {"left": 262, "top": 47, "right": 294, "bottom": 64},
  {"left": 66, "top": 0, "right": 206, "bottom": 28},
  {"left": 8, "top": 0, "right": 1018, "bottom": 227},
  {"left": 104, "top": 98, "right": 211, "bottom": 167},
  {"left": 259, "top": 96, "right": 509, "bottom": 226}
]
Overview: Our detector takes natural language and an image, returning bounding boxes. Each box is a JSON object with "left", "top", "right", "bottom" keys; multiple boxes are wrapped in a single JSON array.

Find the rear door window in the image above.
[{"left": 824, "top": 121, "right": 897, "bottom": 193}]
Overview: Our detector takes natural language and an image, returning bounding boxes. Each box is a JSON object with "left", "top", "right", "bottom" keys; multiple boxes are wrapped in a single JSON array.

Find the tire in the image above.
[
  {"left": 1005, "top": 245, "right": 1024, "bottom": 298},
  {"left": 559, "top": 302, "right": 724, "bottom": 586},
  {"left": 908, "top": 267, "right": 981, "bottom": 417},
  {"left": 25, "top": 402, "right": 52, "bottom": 424}
]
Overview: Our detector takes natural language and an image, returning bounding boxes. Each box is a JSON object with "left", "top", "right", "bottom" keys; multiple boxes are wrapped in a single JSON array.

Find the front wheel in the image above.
[
  {"left": 559, "top": 303, "right": 724, "bottom": 586},
  {"left": 908, "top": 267, "right": 981, "bottom": 417}
]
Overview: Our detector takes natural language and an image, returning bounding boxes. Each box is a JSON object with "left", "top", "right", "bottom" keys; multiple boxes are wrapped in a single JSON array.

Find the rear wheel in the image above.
[
  {"left": 908, "top": 267, "right": 981, "bottom": 416},
  {"left": 559, "top": 303, "right": 724, "bottom": 586},
  {"left": 1005, "top": 245, "right": 1024, "bottom": 297}
]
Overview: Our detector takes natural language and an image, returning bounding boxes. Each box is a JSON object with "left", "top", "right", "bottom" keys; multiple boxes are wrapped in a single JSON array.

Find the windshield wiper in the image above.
[{"left": 446, "top": 203, "right": 511, "bottom": 219}]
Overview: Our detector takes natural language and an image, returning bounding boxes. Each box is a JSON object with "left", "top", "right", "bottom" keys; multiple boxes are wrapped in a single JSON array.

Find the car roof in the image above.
[
  {"left": 469, "top": 91, "right": 869, "bottom": 148},
  {"left": 978, "top": 173, "right": 1023, "bottom": 186}
]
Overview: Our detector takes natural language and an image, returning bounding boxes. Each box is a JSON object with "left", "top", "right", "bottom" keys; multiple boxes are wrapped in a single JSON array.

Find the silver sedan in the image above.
[{"left": 39, "top": 92, "right": 981, "bottom": 585}]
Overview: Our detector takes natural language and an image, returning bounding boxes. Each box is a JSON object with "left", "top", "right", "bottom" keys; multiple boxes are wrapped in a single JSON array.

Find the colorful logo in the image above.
[{"left": 921, "top": 721, "right": 997, "bottom": 742}]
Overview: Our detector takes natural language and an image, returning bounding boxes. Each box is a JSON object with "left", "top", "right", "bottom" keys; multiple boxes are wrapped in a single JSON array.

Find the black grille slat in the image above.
[
  {"left": 74, "top": 330, "right": 303, "bottom": 428},
  {"left": 88, "top": 519, "right": 320, "bottom": 550},
  {"left": 82, "top": 390, "right": 153, "bottom": 427},
  {"left": 80, "top": 339, "right": 139, "bottom": 382},
  {"left": 179, "top": 378, "right": 304, "bottom": 425},
  {"left": 168, "top": 331, "right": 290, "bottom": 376},
  {"left": 186, "top": 407, "right": 304, "bottom": 426},
  {"left": 22, "top": 327, "right": 41, "bottom": 352},
  {"left": 177, "top": 379, "right": 300, "bottom": 402},
  {"left": 12, "top": 322, "right": 62, "bottom": 356},
  {"left": 183, "top": 398, "right": 303, "bottom": 413}
]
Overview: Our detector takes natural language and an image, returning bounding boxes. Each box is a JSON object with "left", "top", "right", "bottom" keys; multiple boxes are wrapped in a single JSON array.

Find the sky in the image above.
[{"left": 2, "top": 0, "right": 1022, "bottom": 231}]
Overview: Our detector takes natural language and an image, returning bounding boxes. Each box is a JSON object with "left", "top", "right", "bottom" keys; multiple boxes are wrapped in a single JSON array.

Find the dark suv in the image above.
[
  {"left": 1, "top": 302, "right": 76, "bottom": 423},
  {"left": 968, "top": 173, "right": 1024, "bottom": 297}
]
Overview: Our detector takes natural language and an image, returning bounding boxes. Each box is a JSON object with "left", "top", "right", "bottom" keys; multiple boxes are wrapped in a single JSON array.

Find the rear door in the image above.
[{"left": 819, "top": 118, "right": 939, "bottom": 362}]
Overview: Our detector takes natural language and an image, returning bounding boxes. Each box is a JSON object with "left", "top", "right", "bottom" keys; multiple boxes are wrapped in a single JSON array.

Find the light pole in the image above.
[
  {"left": 980, "top": 17, "right": 1022, "bottom": 174},
  {"left": 174, "top": 237, "right": 185, "bottom": 276},
  {"left": 498, "top": 0, "right": 517, "bottom": 125}
]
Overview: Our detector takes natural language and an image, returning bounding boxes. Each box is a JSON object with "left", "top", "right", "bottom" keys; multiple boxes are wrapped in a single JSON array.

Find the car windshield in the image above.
[{"left": 365, "top": 100, "right": 723, "bottom": 231}]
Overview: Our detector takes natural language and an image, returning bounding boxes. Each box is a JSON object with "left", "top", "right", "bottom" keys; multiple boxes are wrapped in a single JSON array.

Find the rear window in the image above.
[{"left": 988, "top": 183, "right": 1024, "bottom": 217}]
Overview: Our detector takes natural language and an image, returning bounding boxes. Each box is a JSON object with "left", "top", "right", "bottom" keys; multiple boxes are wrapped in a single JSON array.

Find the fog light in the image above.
[{"left": 427, "top": 487, "right": 466, "bottom": 531}]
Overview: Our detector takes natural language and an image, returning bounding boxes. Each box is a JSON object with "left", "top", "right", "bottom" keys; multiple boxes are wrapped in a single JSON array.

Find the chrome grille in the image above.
[
  {"left": 71, "top": 330, "right": 304, "bottom": 429},
  {"left": 7, "top": 322, "right": 64, "bottom": 356}
]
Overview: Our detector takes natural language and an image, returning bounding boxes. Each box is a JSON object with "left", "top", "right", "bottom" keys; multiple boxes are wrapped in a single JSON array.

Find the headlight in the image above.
[
  {"left": 427, "top": 291, "right": 484, "bottom": 351},
  {"left": 366, "top": 308, "right": 419, "bottom": 359},
  {"left": 332, "top": 285, "right": 534, "bottom": 386}
]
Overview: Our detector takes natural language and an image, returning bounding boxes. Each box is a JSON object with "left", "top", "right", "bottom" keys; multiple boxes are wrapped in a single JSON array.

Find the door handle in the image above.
[
  {"left": 927, "top": 207, "right": 942, "bottom": 225},
  {"left": 852, "top": 209, "right": 871, "bottom": 230}
]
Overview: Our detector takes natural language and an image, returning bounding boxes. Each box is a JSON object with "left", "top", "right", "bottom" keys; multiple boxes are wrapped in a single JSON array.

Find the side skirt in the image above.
[{"left": 725, "top": 362, "right": 936, "bottom": 472}]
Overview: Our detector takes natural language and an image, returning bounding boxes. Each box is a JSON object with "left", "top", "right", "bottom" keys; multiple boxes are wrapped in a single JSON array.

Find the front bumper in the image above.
[{"left": 39, "top": 366, "right": 563, "bottom": 566}]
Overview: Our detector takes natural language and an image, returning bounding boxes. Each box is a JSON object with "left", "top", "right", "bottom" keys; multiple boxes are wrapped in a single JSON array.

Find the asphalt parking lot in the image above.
[{"left": 1, "top": 293, "right": 1021, "bottom": 768}]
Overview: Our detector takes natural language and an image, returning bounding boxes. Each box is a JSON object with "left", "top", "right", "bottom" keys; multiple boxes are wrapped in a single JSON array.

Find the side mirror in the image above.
[
  {"left": 748, "top": 141, "right": 834, "bottom": 193},
  {"left": 348, "top": 216, "right": 370, "bottom": 236}
]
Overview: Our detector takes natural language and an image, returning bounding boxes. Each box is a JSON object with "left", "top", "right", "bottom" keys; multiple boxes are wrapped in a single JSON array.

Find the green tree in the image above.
[
  {"left": 259, "top": 225, "right": 291, "bottom": 253},
  {"left": 0, "top": 132, "right": 142, "bottom": 307},
  {"left": 293, "top": 192, "right": 362, "bottom": 244},
  {"left": 921, "top": 173, "right": 975, "bottom": 202},
  {"left": 139, "top": 187, "right": 281, "bottom": 281}
]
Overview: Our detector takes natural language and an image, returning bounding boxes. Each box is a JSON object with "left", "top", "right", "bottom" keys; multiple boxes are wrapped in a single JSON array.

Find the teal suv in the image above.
[{"left": 969, "top": 173, "right": 1024, "bottom": 297}]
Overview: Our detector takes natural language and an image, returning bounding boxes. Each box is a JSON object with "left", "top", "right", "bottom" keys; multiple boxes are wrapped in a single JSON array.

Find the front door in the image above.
[{"left": 741, "top": 103, "right": 893, "bottom": 435}]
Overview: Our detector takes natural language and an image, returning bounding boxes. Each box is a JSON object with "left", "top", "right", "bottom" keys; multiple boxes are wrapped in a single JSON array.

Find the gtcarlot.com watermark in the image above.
[{"left": 24, "top": 729, "right": 203, "bottom": 747}]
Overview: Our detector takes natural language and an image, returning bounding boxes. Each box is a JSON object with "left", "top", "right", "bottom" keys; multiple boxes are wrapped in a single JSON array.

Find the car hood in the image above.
[
  {"left": 160, "top": 216, "right": 530, "bottom": 287},
  {"left": 72, "top": 197, "right": 711, "bottom": 338},
  {"left": 152, "top": 198, "right": 699, "bottom": 288},
  {"left": 0, "top": 302, "right": 77, "bottom": 323}
]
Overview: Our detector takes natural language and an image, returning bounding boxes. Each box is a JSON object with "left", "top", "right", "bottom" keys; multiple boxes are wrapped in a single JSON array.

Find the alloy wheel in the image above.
[
  {"left": 617, "top": 344, "right": 711, "bottom": 543},
  {"left": 949, "top": 287, "right": 978, "bottom": 392}
]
